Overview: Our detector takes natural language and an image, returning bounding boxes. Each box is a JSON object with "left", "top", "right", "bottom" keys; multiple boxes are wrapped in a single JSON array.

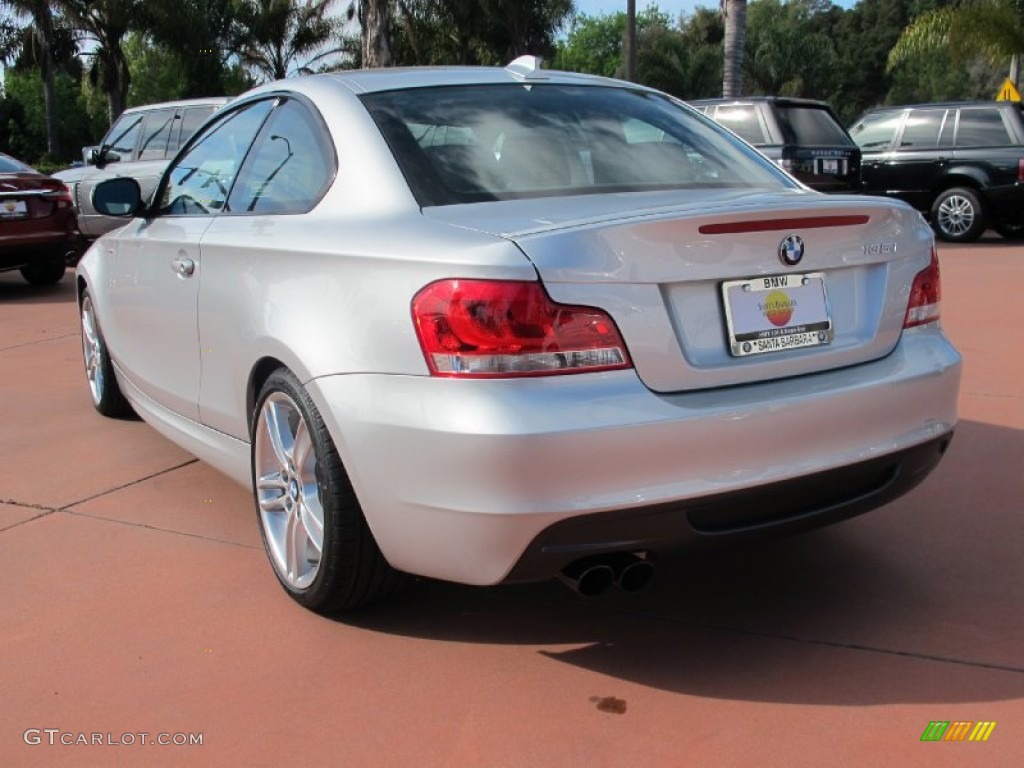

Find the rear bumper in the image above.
[
  {"left": 307, "top": 324, "right": 961, "bottom": 586},
  {"left": 505, "top": 432, "right": 951, "bottom": 581}
]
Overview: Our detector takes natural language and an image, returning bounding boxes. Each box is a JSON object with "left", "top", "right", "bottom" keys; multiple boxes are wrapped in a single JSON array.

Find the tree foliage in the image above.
[{"left": 888, "top": 0, "right": 1024, "bottom": 87}]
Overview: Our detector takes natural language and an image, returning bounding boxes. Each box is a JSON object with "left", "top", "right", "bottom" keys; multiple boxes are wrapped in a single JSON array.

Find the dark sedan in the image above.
[{"left": 0, "top": 153, "right": 79, "bottom": 285}]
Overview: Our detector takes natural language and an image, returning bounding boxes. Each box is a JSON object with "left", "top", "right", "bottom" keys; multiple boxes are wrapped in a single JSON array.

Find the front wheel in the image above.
[
  {"left": 80, "top": 291, "right": 132, "bottom": 417},
  {"left": 252, "top": 369, "right": 402, "bottom": 613},
  {"left": 930, "top": 187, "right": 986, "bottom": 243}
]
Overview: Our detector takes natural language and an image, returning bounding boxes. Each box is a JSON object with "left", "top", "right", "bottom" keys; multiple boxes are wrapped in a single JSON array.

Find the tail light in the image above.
[
  {"left": 412, "top": 279, "right": 632, "bottom": 377},
  {"left": 1018, "top": 158, "right": 1024, "bottom": 183},
  {"left": 42, "top": 181, "right": 73, "bottom": 207},
  {"left": 904, "top": 248, "right": 941, "bottom": 328}
]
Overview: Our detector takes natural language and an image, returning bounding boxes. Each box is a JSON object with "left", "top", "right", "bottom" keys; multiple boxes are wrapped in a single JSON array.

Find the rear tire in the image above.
[
  {"left": 20, "top": 261, "right": 66, "bottom": 285},
  {"left": 80, "top": 291, "right": 132, "bottom": 418},
  {"left": 930, "top": 187, "right": 985, "bottom": 243},
  {"left": 252, "top": 368, "right": 403, "bottom": 614}
]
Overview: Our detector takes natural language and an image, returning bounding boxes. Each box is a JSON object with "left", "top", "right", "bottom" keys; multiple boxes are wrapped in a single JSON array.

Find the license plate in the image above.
[
  {"left": 0, "top": 199, "right": 27, "bottom": 218},
  {"left": 722, "top": 273, "right": 834, "bottom": 357},
  {"left": 816, "top": 158, "right": 843, "bottom": 175}
]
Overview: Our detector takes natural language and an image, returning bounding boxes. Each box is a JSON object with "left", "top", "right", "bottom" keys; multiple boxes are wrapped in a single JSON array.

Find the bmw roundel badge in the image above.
[{"left": 779, "top": 234, "right": 804, "bottom": 266}]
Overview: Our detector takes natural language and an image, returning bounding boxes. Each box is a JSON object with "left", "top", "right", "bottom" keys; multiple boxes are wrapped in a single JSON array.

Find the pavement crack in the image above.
[
  {"left": 59, "top": 510, "right": 259, "bottom": 550},
  {"left": 0, "top": 499, "right": 59, "bottom": 532},
  {"left": 61, "top": 459, "right": 200, "bottom": 509},
  {"left": 0, "top": 331, "right": 79, "bottom": 353}
]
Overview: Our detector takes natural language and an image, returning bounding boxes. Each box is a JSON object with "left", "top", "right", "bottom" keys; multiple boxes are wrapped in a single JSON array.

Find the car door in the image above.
[
  {"left": 106, "top": 100, "right": 275, "bottom": 420},
  {"left": 877, "top": 107, "right": 952, "bottom": 210},
  {"left": 77, "top": 110, "right": 146, "bottom": 238},
  {"left": 851, "top": 108, "right": 906, "bottom": 197},
  {"left": 196, "top": 96, "right": 337, "bottom": 438}
]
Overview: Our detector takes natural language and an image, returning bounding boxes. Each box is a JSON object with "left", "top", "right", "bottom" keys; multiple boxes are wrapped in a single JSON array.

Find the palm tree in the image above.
[
  {"left": 721, "top": 0, "right": 746, "bottom": 97},
  {"left": 233, "top": 0, "right": 345, "bottom": 81},
  {"left": 2, "top": 0, "right": 60, "bottom": 157},
  {"left": 55, "top": 0, "right": 140, "bottom": 124},
  {"left": 888, "top": 0, "right": 1024, "bottom": 90}
]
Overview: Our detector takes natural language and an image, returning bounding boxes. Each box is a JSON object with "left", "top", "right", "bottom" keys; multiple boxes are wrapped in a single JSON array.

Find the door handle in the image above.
[{"left": 172, "top": 257, "right": 195, "bottom": 277}]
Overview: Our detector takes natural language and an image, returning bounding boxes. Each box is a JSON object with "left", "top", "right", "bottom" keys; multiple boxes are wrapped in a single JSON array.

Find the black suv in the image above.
[
  {"left": 850, "top": 101, "right": 1024, "bottom": 242},
  {"left": 689, "top": 96, "right": 861, "bottom": 192}
]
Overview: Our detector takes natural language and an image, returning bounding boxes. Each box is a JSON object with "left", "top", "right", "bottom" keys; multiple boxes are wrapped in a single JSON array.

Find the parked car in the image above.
[
  {"left": 688, "top": 96, "right": 862, "bottom": 192},
  {"left": 850, "top": 101, "right": 1024, "bottom": 242},
  {"left": 0, "top": 152, "right": 78, "bottom": 285},
  {"left": 54, "top": 97, "right": 229, "bottom": 243},
  {"left": 77, "top": 59, "right": 960, "bottom": 614}
]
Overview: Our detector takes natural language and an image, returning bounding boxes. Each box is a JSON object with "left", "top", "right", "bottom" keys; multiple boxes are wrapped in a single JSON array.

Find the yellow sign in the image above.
[{"left": 997, "top": 78, "right": 1021, "bottom": 101}]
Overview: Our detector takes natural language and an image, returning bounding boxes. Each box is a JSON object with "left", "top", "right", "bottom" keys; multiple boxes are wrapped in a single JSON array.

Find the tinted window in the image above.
[
  {"left": 137, "top": 108, "right": 177, "bottom": 161},
  {"left": 171, "top": 106, "right": 218, "bottom": 153},
  {"left": 956, "top": 108, "right": 1011, "bottom": 147},
  {"left": 0, "top": 154, "right": 32, "bottom": 173},
  {"left": 157, "top": 100, "right": 273, "bottom": 216},
  {"left": 899, "top": 108, "right": 946, "bottom": 149},
  {"left": 103, "top": 113, "right": 144, "bottom": 161},
  {"left": 363, "top": 85, "right": 789, "bottom": 206},
  {"left": 850, "top": 111, "right": 902, "bottom": 150},
  {"left": 713, "top": 105, "right": 768, "bottom": 144},
  {"left": 228, "top": 99, "right": 334, "bottom": 214},
  {"left": 776, "top": 106, "right": 852, "bottom": 145}
]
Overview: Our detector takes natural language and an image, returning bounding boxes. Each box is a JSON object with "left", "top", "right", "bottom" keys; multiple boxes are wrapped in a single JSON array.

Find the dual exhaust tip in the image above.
[{"left": 558, "top": 553, "right": 655, "bottom": 597}]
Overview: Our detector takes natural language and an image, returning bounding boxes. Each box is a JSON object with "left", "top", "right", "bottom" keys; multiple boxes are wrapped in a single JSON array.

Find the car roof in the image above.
[
  {"left": 860, "top": 100, "right": 1022, "bottom": 113},
  {"left": 237, "top": 61, "right": 645, "bottom": 101},
  {"left": 120, "top": 96, "right": 231, "bottom": 115},
  {"left": 688, "top": 96, "right": 834, "bottom": 108}
]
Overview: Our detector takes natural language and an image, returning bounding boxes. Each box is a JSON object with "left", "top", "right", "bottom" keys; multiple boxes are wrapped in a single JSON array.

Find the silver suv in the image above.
[{"left": 55, "top": 97, "right": 229, "bottom": 242}]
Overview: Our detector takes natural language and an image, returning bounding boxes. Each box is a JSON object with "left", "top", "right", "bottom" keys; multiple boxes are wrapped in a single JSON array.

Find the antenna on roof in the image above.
[{"left": 505, "top": 55, "right": 547, "bottom": 80}]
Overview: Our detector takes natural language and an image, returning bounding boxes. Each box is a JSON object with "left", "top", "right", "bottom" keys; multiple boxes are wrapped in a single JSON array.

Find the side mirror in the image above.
[
  {"left": 83, "top": 146, "right": 99, "bottom": 166},
  {"left": 92, "top": 177, "right": 144, "bottom": 217}
]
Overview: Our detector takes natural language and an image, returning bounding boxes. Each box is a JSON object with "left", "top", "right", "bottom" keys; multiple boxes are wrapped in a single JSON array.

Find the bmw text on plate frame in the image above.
[{"left": 76, "top": 57, "right": 962, "bottom": 614}]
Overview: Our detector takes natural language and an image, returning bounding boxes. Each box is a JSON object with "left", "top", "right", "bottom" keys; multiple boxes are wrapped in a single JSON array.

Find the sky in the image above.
[{"left": 574, "top": 0, "right": 857, "bottom": 17}]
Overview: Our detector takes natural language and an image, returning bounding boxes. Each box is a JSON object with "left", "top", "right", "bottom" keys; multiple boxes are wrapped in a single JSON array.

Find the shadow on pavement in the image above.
[
  {"left": 348, "top": 417, "right": 1024, "bottom": 706},
  {"left": 0, "top": 269, "right": 77, "bottom": 305}
]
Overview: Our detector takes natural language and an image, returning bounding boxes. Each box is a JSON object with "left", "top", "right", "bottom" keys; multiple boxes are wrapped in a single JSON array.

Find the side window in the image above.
[
  {"left": 849, "top": 111, "right": 903, "bottom": 150},
  {"left": 227, "top": 99, "right": 335, "bottom": 214},
  {"left": 898, "top": 108, "right": 946, "bottom": 149},
  {"left": 713, "top": 106, "right": 768, "bottom": 144},
  {"left": 938, "top": 111, "right": 955, "bottom": 148},
  {"left": 157, "top": 100, "right": 274, "bottom": 216},
  {"left": 137, "top": 108, "right": 177, "bottom": 161},
  {"left": 169, "top": 106, "right": 218, "bottom": 153},
  {"left": 956, "top": 108, "right": 1012, "bottom": 147},
  {"left": 102, "top": 113, "right": 144, "bottom": 162}
]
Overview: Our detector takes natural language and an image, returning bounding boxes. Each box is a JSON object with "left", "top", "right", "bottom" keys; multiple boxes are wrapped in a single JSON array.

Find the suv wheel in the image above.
[{"left": 931, "top": 187, "right": 986, "bottom": 243}]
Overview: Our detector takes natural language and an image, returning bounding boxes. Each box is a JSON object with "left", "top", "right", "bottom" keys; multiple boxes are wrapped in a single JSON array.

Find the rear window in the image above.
[
  {"left": 0, "top": 155, "right": 32, "bottom": 173},
  {"left": 775, "top": 105, "right": 853, "bottom": 146},
  {"left": 712, "top": 105, "right": 769, "bottom": 145},
  {"left": 956, "top": 108, "right": 1013, "bottom": 147},
  {"left": 362, "top": 85, "right": 791, "bottom": 206}
]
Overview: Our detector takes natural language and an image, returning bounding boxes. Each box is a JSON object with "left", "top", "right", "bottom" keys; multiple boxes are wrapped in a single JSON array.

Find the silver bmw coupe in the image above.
[{"left": 77, "top": 58, "right": 961, "bottom": 613}]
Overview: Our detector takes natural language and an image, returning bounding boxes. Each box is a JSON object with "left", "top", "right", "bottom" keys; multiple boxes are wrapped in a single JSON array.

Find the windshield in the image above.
[{"left": 362, "top": 84, "right": 793, "bottom": 206}]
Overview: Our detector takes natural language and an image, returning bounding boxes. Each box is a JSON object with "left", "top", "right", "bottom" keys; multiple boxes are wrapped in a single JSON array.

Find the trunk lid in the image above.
[{"left": 424, "top": 189, "right": 931, "bottom": 393}]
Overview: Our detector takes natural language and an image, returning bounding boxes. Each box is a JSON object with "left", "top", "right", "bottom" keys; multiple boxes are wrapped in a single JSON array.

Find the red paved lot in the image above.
[{"left": 1, "top": 239, "right": 1022, "bottom": 767}]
